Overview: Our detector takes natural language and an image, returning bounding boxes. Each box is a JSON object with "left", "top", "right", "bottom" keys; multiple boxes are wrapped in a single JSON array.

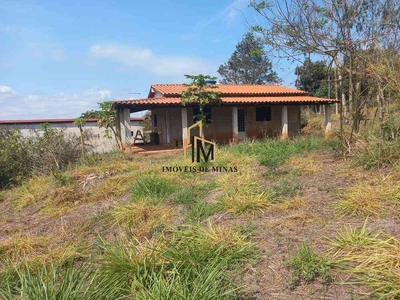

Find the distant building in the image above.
[{"left": 0, "top": 117, "right": 144, "bottom": 152}]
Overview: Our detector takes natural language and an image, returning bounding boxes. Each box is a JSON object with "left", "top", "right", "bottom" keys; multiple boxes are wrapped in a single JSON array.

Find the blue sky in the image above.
[{"left": 0, "top": 0, "right": 298, "bottom": 119}]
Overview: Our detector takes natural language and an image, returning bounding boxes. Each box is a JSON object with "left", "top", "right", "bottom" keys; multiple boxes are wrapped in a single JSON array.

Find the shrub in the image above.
[
  {"left": 0, "top": 127, "right": 30, "bottom": 188},
  {"left": 352, "top": 134, "right": 400, "bottom": 169},
  {"left": 0, "top": 126, "right": 85, "bottom": 188},
  {"left": 26, "top": 125, "right": 82, "bottom": 174}
]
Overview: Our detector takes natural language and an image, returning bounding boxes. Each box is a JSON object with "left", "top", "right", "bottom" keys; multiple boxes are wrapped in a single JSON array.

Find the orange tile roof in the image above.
[
  {"left": 150, "top": 84, "right": 308, "bottom": 96},
  {"left": 114, "top": 96, "right": 338, "bottom": 106}
]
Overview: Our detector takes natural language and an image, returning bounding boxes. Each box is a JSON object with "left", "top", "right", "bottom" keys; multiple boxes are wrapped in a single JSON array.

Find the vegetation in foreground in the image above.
[{"left": 2, "top": 119, "right": 400, "bottom": 298}]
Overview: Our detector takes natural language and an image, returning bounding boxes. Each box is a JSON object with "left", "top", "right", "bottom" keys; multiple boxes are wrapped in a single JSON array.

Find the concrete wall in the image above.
[
  {"left": 1, "top": 120, "right": 143, "bottom": 153},
  {"left": 152, "top": 105, "right": 300, "bottom": 145}
]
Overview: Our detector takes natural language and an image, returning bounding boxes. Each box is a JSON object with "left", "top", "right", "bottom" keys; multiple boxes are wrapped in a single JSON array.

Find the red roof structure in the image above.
[{"left": 113, "top": 84, "right": 338, "bottom": 112}]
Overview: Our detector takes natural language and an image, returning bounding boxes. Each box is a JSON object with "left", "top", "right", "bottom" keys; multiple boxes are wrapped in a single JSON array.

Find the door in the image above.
[{"left": 238, "top": 108, "right": 246, "bottom": 140}]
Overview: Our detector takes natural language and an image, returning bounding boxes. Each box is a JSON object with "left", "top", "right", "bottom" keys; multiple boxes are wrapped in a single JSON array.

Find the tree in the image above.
[
  {"left": 142, "top": 111, "right": 152, "bottom": 132},
  {"left": 181, "top": 74, "right": 221, "bottom": 136},
  {"left": 80, "top": 110, "right": 99, "bottom": 118},
  {"left": 249, "top": 0, "right": 400, "bottom": 138},
  {"left": 73, "top": 117, "right": 86, "bottom": 159},
  {"left": 97, "top": 101, "right": 122, "bottom": 150},
  {"left": 218, "top": 33, "right": 280, "bottom": 84},
  {"left": 295, "top": 58, "right": 332, "bottom": 97}
]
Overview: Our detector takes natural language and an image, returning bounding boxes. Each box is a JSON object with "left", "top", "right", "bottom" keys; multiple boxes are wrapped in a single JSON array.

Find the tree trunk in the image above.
[{"left": 79, "top": 126, "right": 85, "bottom": 159}]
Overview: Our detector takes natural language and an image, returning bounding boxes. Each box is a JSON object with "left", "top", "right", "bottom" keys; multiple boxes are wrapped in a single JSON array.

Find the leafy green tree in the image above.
[
  {"left": 295, "top": 58, "right": 333, "bottom": 98},
  {"left": 181, "top": 74, "right": 221, "bottom": 130},
  {"left": 218, "top": 33, "right": 280, "bottom": 84},
  {"left": 97, "top": 101, "right": 121, "bottom": 150}
]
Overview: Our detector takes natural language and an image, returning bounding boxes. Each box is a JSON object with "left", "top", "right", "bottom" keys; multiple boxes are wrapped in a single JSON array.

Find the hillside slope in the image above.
[{"left": 1, "top": 136, "right": 400, "bottom": 299}]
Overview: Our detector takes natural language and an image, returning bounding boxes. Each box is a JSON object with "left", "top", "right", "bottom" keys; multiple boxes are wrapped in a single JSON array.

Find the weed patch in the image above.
[
  {"left": 228, "top": 136, "right": 336, "bottom": 170},
  {"left": 187, "top": 201, "right": 223, "bottom": 223},
  {"left": 97, "top": 224, "right": 256, "bottom": 298},
  {"left": 131, "top": 173, "right": 176, "bottom": 204},
  {"left": 288, "top": 242, "right": 332, "bottom": 289}
]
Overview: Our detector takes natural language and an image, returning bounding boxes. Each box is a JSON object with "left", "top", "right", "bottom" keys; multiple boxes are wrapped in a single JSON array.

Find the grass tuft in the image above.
[
  {"left": 288, "top": 242, "right": 332, "bottom": 289},
  {"left": 131, "top": 173, "right": 176, "bottom": 204},
  {"left": 97, "top": 223, "right": 256, "bottom": 299},
  {"left": 112, "top": 201, "right": 177, "bottom": 237},
  {"left": 329, "top": 223, "right": 400, "bottom": 299},
  {"left": 8, "top": 176, "right": 51, "bottom": 210},
  {"left": 334, "top": 181, "right": 400, "bottom": 217}
]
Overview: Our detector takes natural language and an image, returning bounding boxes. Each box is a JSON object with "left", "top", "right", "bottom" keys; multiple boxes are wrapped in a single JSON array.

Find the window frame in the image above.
[
  {"left": 153, "top": 114, "right": 158, "bottom": 128},
  {"left": 193, "top": 107, "right": 212, "bottom": 124},
  {"left": 255, "top": 106, "right": 272, "bottom": 122}
]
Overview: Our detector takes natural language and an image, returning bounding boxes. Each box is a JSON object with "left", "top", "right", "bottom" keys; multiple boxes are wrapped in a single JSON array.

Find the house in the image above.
[
  {"left": 0, "top": 117, "right": 144, "bottom": 152},
  {"left": 112, "top": 84, "right": 339, "bottom": 149}
]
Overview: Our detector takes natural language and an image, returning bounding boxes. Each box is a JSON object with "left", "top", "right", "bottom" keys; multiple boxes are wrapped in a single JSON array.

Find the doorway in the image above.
[{"left": 238, "top": 108, "right": 246, "bottom": 140}]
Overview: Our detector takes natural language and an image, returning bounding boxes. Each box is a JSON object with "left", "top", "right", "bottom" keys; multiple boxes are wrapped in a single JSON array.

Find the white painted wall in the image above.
[{"left": 1, "top": 120, "right": 143, "bottom": 153}]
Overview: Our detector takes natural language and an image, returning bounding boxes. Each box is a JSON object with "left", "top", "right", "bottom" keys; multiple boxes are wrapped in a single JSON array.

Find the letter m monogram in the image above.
[{"left": 195, "top": 142, "right": 214, "bottom": 162}]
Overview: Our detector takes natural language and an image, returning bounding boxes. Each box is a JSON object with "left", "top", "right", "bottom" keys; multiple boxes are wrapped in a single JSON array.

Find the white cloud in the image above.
[
  {"left": 0, "top": 85, "right": 17, "bottom": 94},
  {"left": 89, "top": 44, "right": 217, "bottom": 78},
  {"left": 0, "top": 86, "right": 114, "bottom": 119}
]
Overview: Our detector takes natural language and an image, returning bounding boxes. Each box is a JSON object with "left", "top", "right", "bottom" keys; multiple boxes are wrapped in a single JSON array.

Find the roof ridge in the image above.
[{"left": 152, "top": 83, "right": 291, "bottom": 86}]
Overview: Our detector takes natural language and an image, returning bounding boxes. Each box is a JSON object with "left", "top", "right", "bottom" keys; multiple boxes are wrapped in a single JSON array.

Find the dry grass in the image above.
[
  {"left": 222, "top": 192, "right": 272, "bottom": 215},
  {"left": 176, "top": 222, "right": 256, "bottom": 259},
  {"left": 0, "top": 234, "right": 87, "bottom": 268},
  {"left": 86, "top": 172, "right": 137, "bottom": 202},
  {"left": 328, "top": 223, "right": 400, "bottom": 298},
  {"left": 267, "top": 212, "right": 318, "bottom": 230},
  {"left": 0, "top": 235, "right": 52, "bottom": 261},
  {"left": 8, "top": 176, "right": 51, "bottom": 210},
  {"left": 333, "top": 179, "right": 400, "bottom": 217},
  {"left": 285, "top": 154, "right": 324, "bottom": 175},
  {"left": 272, "top": 196, "right": 308, "bottom": 211},
  {"left": 112, "top": 201, "right": 177, "bottom": 237}
]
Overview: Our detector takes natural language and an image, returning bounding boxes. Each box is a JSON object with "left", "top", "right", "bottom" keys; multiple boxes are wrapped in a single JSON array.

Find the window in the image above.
[
  {"left": 193, "top": 107, "right": 211, "bottom": 123},
  {"left": 153, "top": 114, "right": 158, "bottom": 127},
  {"left": 256, "top": 106, "right": 271, "bottom": 122}
]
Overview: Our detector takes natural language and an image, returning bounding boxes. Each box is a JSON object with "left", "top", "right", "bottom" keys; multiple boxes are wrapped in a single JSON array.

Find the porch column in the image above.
[
  {"left": 119, "top": 107, "right": 131, "bottom": 150},
  {"left": 165, "top": 109, "right": 170, "bottom": 145},
  {"left": 232, "top": 107, "right": 238, "bottom": 143},
  {"left": 181, "top": 107, "right": 188, "bottom": 148},
  {"left": 281, "top": 105, "right": 288, "bottom": 140},
  {"left": 324, "top": 104, "right": 332, "bottom": 138}
]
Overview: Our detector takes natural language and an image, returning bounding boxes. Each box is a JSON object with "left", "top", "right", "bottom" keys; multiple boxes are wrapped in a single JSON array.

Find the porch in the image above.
[
  {"left": 131, "top": 144, "right": 183, "bottom": 156},
  {"left": 117, "top": 104, "right": 333, "bottom": 149}
]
